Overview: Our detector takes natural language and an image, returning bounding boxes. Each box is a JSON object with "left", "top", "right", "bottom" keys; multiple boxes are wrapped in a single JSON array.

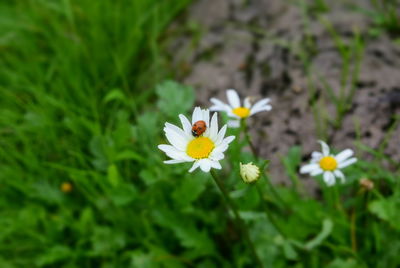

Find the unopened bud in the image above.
[
  {"left": 240, "top": 162, "right": 260, "bottom": 183},
  {"left": 359, "top": 178, "right": 374, "bottom": 191},
  {"left": 61, "top": 182, "right": 73, "bottom": 193}
]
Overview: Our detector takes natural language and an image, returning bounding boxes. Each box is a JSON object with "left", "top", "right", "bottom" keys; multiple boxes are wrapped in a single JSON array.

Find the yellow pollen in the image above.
[
  {"left": 319, "top": 156, "right": 338, "bottom": 171},
  {"left": 186, "top": 137, "right": 214, "bottom": 159},
  {"left": 232, "top": 107, "right": 251, "bottom": 118}
]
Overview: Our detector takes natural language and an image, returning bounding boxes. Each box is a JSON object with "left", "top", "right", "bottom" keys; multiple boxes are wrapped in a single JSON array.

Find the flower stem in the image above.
[
  {"left": 241, "top": 120, "right": 258, "bottom": 158},
  {"left": 255, "top": 183, "right": 287, "bottom": 238},
  {"left": 210, "top": 170, "right": 264, "bottom": 267}
]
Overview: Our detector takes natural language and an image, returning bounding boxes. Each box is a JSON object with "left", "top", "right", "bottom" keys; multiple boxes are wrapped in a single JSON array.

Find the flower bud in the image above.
[
  {"left": 240, "top": 162, "right": 260, "bottom": 183},
  {"left": 359, "top": 178, "right": 374, "bottom": 191},
  {"left": 61, "top": 182, "right": 73, "bottom": 193}
]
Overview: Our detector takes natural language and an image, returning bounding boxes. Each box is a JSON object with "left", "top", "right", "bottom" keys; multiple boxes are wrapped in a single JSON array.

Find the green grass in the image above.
[
  {"left": 1, "top": 0, "right": 400, "bottom": 267},
  {"left": 0, "top": 0, "right": 191, "bottom": 266}
]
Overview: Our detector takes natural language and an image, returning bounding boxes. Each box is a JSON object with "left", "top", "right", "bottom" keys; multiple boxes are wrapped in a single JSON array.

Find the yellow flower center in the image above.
[
  {"left": 186, "top": 137, "right": 215, "bottom": 159},
  {"left": 319, "top": 156, "right": 338, "bottom": 171},
  {"left": 232, "top": 107, "right": 251, "bottom": 118}
]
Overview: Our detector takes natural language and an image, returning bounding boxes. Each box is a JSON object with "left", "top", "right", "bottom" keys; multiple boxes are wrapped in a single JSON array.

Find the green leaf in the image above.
[
  {"left": 369, "top": 195, "right": 400, "bottom": 230},
  {"left": 156, "top": 80, "right": 194, "bottom": 118},
  {"left": 36, "top": 246, "right": 73, "bottom": 266},
  {"left": 304, "top": 218, "right": 334, "bottom": 250},
  {"left": 107, "top": 164, "right": 120, "bottom": 187},
  {"left": 103, "top": 88, "right": 126, "bottom": 104}
]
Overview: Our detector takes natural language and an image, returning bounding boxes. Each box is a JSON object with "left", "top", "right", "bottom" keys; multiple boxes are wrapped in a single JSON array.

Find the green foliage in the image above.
[{"left": 1, "top": 0, "right": 400, "bottom": 267}]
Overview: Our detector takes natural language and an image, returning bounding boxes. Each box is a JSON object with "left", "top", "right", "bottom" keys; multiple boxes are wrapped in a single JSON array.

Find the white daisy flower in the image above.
[
  {"left": 158, "top": 107, "right": 235, "bottom": 173},
  {"left": 209, "top": 89, "right": 272, "bottom": 128},
  {"left": 300, "top": 141, "right": 357, "bottom": 186}
]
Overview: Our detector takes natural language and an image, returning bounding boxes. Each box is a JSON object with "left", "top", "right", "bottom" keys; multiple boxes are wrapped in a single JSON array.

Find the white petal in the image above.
[
  {"left": 335, "top": 149, "right": 354, "bottom": 162},
  {"left": 300, "top": 163, "right": 319, "bottom": 174},
  {"left": 323, "top": 171, "right": 336, "bottom": 186},
  {"left": 164, "top": 159, "right": 188, "bottom": 164},
  {"left": 250, "top": 98, "right": 270, "bottom": 111},
  {"left": 158, "top": 144, "right": 192, "bottom": 161},
  {"left": 199, "top": 159, "right": 212, "bottom": 172},
  {"left": 165, "top": 122, "right": 190, "bottom": 140},
  {"left": 244, "top": 97, "right": 251, "bottom": 108},
  {"left": 227, "top": 89, "right": 241, "bottom": 108},
  {"left": 192, "top": 107, "right": 202, "bottom": 124},
  {"left": 164, "top": 127, "right": 188, "bottom": 151},
  {"left": 338, "top": 157, "right": 357, "bottom": 168},
  {"left": 227, "top": 120, "right": 240, "bottom": 128},
  {"left": 334, "top": 170, "right": 345, "bottom": 183},
  {"left": 209, "top": 151, "right": 224, "bottom": 161},
  {"left": 202, "top": 109, "right": 210, "bottom": 126},
  {"left": 179, "top": 114, "right": 192, "bottom": 136},
  {"left": 209, "top": 112, "right": 218, "bottom": 140},
  {"left": 215, "top": 125, "right": 227, "bottom": 145},
  {"left": 189, "top": 161, "right": 201, "bottom": 173},
  {"left": 223, "top": 135, "right": 235, "bottom": 145},
  {"left": 210, "top": 98, "right": 232, "bottom": 112},
  {"left": 318, "top": 140, "right": 330, "bottom": 156},
  {"left": 311, "top": 151, "right": 323, "bottom": 161},
  {"left": 250, "top": 105, "right": 272, "bottom": 116},
  {"left": 210, "top": 160, "right": 222, "bottom": 170},
  {"left": 310, "top": 168, "right": 323, "bottom": 176}
]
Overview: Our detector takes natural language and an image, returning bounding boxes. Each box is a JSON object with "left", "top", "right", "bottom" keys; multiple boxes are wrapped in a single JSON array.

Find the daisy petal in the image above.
[
  {"left": 192, "top": 107, "right": 202, "bottom": 124},
  {"left": 227, "top": 120, "right": 240, "bottom": 128},
  {"left": 202, "top": 109, "right": 210, "bottom": 127},
  {"left": 215, "top": 125, "right": 227, "bottom": 145},
  {"left": 158, "top": 144, "right": 192, "bottom": 161},
  {"left": 300, "top": 163, "right": 319, "bottom": 174},
  {"left": 164, "top": 127, "right": 187, "bottom": 151},
  {"left": 250, "top": 98, "right": 270, "bottom": 111},
  {"left": 199, "top": 159, "right": 211, "bottom": 172},
  {"left": 210, "top": 98, "right": 232, "bottom": 112},
  {"left": 227, "top": 89, "right": 240, "bottom": 108},
  {"left": 250, "top": 105, "right": 272, "bottom": 116},
  {"left": 165, "top": 122, "right": 190, "bottom": 140},
  {"left": 338, "top": 157, "right": 357, "bottom": 169},
  {"left": 334, "top": 170, "right": 345, "bottom": 183},
  {"left": 323, "top": 171, "right": 335, "bottom": 186},
  {"left": 310, "top": 168, "right": 323, "bottom": 176},
  {"left": 210, "top": 160, "right": 222, "bottom": 170},
  {"left": 164, "top": 159, "right": 188, "bottom": 164},
  {"left": 244, "top": 97, "right": 251, "bottom": 108},
  {"left": 318, "top": 140, "right": 330, "bottom": 156},
  {"left": 179, "top": 114, "right": 192, "bottom": 136},
  {"left": 189, "top": 161, "right": 201, "bottom": 173},
  {"left": 311, "top": 151, "right": 323, "bottom": 160},
  {"left": 209, "top": 112, "right": 218, "bottom": 140},
  {"left": 335, "top": 149, "right": 354, "bottom": 162}
]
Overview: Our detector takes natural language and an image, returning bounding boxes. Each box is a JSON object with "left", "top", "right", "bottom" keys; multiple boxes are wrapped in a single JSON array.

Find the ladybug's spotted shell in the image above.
[{"left": 191, "top": 120, "right": 207, "bottom": 137}]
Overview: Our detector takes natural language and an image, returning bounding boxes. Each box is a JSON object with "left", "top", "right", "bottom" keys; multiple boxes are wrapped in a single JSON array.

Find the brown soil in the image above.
[{"left": 165, "top": 0, "right": 400, "bottom": 190}]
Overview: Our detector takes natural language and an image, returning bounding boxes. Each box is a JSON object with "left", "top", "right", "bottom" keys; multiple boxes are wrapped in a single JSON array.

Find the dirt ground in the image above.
[{"left": 165, "top": 0, "right": 400, "bottom": 188}]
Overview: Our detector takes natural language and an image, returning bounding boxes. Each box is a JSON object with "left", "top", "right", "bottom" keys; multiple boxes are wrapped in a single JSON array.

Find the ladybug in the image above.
[{"left": 191, "top": 120, "right": 207, "bottom": 137}]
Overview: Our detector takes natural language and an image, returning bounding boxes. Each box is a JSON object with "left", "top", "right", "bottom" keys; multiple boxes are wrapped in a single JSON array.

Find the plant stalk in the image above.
[{"left": 210, "top": 170, "right": 264, "bottom": 267}]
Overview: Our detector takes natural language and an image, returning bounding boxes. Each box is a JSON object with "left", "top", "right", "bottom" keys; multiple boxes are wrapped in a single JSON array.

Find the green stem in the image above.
[
  {"left": 241, "top": 120, "right": 258, "bottom": 158},
  {"left": 255, "top": 184, "right": 287, "bottom": 238},
  {"left": 262, "top": 172, "right": 289, "bottom": 210},
  {"left": 210, "top": 170, "right": 264, "bottom": 267}
]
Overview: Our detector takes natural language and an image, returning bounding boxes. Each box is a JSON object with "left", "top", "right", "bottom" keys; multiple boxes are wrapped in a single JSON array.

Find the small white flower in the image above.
[
  {"left": 158, "top": 107, "right": 235, "bottom": 173},
  {"left": 240, "top": 162, "right": 260, "bottom": 183},
  {"left": 300, "top": 141, "right": 357, "bottom": 186},
  {"left": 210, "top": 89, "right": 272, "bottom": 128}
]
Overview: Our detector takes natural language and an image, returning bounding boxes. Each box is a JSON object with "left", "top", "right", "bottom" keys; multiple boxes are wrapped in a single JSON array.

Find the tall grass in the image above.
[{"left": 0, "top": 0, "right": 190, "bottom": 266}]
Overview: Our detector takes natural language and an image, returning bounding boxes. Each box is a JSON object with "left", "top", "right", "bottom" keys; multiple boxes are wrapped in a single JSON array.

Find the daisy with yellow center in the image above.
[
  {"left": 210, "top": 89, "right": 272, "bottom": 128},
  {"left": 158, "top": 107, "right": 235, "bottom": 172},
  {"left": 300, "top": 141, "right": 357, "bottom": 186}
]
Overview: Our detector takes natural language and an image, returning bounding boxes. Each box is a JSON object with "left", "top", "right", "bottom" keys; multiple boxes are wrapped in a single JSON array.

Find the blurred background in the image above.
[{"left": 1, "top": 0, "right": 400, "bottom": 267}]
